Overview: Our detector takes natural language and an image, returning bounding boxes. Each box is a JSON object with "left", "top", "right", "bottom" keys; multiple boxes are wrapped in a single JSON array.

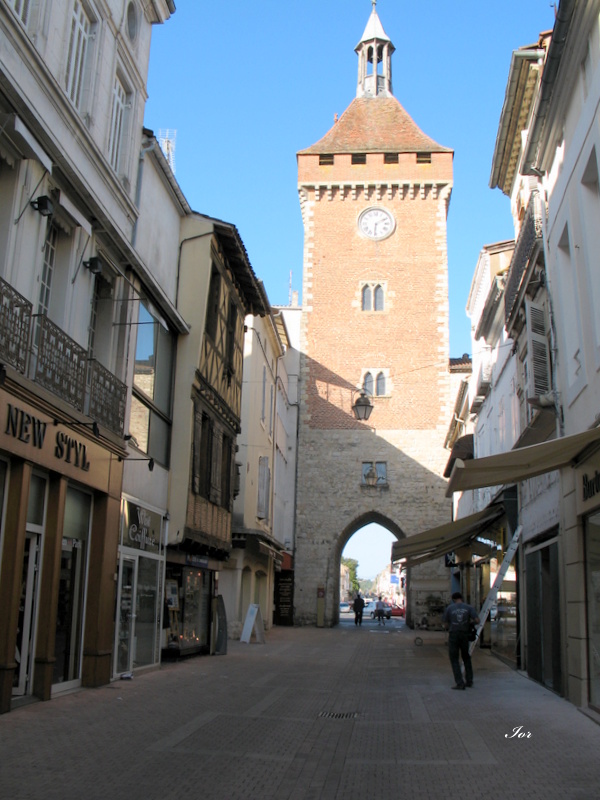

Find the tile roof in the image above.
[
  {"left": 449, "top": 354, "right": 472, "bottom": 371},
  {"left": 298, "top": 96, "right": 451, "bottom": 155}
]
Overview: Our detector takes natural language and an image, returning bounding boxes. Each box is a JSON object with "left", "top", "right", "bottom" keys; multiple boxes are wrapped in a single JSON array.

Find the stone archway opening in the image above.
[{"left": 335, "top": 513, "right": 406, "bottom": 623}]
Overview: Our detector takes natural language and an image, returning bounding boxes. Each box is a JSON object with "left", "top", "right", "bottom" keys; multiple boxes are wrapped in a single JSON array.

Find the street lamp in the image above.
[{"left": 351, "top": 389, "right": 373, "bottom": 421}]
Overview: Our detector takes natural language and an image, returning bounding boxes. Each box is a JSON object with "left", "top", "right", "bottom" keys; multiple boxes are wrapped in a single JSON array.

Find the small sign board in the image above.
[{"left": 240, "top": 603, "right": 265, "bottom": 644}]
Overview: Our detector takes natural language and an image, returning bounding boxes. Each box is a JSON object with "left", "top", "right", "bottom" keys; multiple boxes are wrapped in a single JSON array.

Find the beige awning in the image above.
[
  {"left": 391, "top": 504, "right": 505, "bottom": 567},
  {"left": 445, "top": 426, "right": 600, "bottom": 497}
]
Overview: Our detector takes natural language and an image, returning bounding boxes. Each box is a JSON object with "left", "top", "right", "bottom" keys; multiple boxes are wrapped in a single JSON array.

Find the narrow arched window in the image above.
[
  {"left": 363, "top": 372, "right": 374, "bottom": 396},
  {"left": 362, "top": 284, "right": 372, "bottom": 311},
  {"left": 376, "top": 372, "right": 386, "bottom": 396},
  {"left": 374, "top": 284, "right": 384, "bottom": 311}
]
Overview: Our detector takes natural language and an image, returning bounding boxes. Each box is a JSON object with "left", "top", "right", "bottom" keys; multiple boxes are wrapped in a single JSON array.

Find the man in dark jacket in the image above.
[
  {"left": 353, "top": 593, "right": 365, "bottom": 626},
  {"left": 443, "top": 592, "right": 480, "bottom": 689}
]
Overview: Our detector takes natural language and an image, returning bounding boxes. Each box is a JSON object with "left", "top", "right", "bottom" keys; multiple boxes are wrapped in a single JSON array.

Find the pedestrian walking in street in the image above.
[
  {"left": 443, "top": 591, "right": 479, "bottom": 690},
  {"left": 375, "top": 595, "right": 385, "bottom": 625},
  {"left": 353, "top": 593, "right": 365, "bottom": 626}
]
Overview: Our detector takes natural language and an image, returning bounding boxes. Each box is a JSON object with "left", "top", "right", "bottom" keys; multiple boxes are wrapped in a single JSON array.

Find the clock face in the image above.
[{"left": 358, "top": 207, "right": 395, "bottom": 240}]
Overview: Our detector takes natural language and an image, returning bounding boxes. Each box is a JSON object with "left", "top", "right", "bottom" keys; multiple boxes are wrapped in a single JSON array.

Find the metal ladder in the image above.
[{"left": 469, "top": 524, "right": 523, "bottom": 655}]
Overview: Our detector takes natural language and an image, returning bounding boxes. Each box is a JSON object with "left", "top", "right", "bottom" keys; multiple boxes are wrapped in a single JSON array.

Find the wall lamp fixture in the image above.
[
  {"left": 351, "top": 389, "right": 374, "bottom": 421},
  {"left": 30, "top": 195, "right": 54, "bottom": 217},
  {"left": 120, "top": 455, "right": 154, "bottom": 471},
  {"left": 81, "top": 421, "right": 100, "bottom": 437},
  {"left": 83, "top": 256, "right": 103, "bottom": 275},
  {"left": 54, "top": 419, "right": 100, "bottom": 437}
]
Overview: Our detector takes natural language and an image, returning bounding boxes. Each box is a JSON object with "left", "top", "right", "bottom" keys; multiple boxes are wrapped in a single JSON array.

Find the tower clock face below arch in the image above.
[{"left": 357, "top": 207, "right": 395, "bottom": 240}]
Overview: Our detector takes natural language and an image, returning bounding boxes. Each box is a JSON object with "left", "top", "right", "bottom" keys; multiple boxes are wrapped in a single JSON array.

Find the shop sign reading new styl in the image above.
[{"left": 5, "top": 403, "right": 91, "bottom": 471}]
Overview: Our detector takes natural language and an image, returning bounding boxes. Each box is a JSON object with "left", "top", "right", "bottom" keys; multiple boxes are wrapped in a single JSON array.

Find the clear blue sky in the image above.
[
  {"left": 145, "top": 1, "right": 556, "bottom": 578},
  {"left": 145, "top": 0, "right": 555, "bottom": 359}
]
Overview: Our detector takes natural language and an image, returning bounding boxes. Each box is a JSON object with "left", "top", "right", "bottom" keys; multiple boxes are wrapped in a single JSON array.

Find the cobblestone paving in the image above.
[{"left": 1, "top": 619, "right": 599, "bottom": 800}]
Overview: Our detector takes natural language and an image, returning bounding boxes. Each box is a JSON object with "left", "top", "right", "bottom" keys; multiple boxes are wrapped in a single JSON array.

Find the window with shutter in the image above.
[
  {"left": 525, "top": 301, "right": 551, "bottom": 398},
  {"left": 257, "top": 456, "right": 270, "bottom": 521}
]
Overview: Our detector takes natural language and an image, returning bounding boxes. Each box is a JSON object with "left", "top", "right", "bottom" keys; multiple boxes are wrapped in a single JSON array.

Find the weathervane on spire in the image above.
[{"left": 372, "top": 0, "right": 377, "bottom": 9}]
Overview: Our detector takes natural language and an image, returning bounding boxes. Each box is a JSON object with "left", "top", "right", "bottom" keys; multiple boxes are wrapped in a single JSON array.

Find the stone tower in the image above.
[{"left": 293, "top": 4, "right": 455, "bottom": 626}]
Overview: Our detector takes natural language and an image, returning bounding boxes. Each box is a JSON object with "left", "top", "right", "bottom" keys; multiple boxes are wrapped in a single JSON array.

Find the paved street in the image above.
[{"left": 1, "top": 616, "right": 600, "bottom": 800}]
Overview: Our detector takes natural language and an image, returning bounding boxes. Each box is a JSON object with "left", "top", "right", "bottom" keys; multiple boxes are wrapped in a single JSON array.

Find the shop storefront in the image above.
[
  {"left": 584, "top": 510, "right": 600, "bottom": 712},
  {"left": 114, "top": 498, "right": 166, "bottom": 677},
  {"left": 0, "top": 391, "right": 124, "bottom": 714},
  {"left": 577, "top": 456, "right": 600, "bottom": 713},
  {"left": 163, "top": 552, "right": 213, "bottom": 657}
]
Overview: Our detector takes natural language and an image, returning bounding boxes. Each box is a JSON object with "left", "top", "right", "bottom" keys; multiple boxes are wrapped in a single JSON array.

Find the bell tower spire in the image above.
[{"left": 355, "top": 1, "right": 395, "bottom": 98}]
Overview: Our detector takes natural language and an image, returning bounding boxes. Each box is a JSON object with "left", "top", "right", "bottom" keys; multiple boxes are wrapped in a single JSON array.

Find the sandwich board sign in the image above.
[{"left": 240, "top": 603, "right": 265, "bottom": 644}]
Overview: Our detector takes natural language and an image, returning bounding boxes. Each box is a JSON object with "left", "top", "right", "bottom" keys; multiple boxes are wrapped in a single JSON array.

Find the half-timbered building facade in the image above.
[{"left": 165, "top": 215, "right": 267, "bottom": 655}]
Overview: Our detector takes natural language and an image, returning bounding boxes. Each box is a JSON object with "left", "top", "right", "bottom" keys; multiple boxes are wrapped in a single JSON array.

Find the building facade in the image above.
[
  {"left": 446, "top": 0, "right": 600, "bottom": 714},
  {"left": 166, "top": 214, "right": 267, "bottom": 656},
  {"left": 294, "top": 6, "right": 454, "bottom": 626},
  {"left": 0, "top": 0, "right": 177, "bottom": 712},
  {"left": 221, "top": 302, "right": 288, "bottom": 638}
]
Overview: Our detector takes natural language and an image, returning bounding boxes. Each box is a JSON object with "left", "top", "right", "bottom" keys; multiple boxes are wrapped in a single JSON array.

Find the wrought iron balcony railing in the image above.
[
  {"left": 0, "top": 278, "right": 32, "bottom": 373},
  {"left": 0, "top": 276, "right": 126, "bottom": 436},
  {"left": 504, "top": 191, "right": 544, "bottom": 327},
  {"left": 32, "top": 314, "right": 87, "bottom": 411},
  {"left": 88, "top": 359, "right": 127, "bottom": 435}
]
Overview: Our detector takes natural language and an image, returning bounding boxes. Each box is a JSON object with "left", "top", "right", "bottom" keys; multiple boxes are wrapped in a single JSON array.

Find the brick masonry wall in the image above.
[{"left": 295, "top": 160, "right": 453, "bottom": 625}]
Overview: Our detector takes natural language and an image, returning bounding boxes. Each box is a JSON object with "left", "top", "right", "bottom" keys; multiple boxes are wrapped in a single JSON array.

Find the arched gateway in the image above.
[
  {"left": 333, "top": 512, "right": 405, "bottom": 615},
  {"left": 293, "top": 5, "right": 454, "bottom": 626}
]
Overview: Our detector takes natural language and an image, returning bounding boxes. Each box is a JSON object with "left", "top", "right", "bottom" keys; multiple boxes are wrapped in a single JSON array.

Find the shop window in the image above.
[
  {"left": 14, "top": 473, "right": 48, "bottom": 696},
  {"left": 586, "top": 512, "right": 600, "bottom": 710},
  {"left": 130, "top": 301, "right": 174, "bottom": 466},
  {"left": 0, "top": 460, "right": 7, "bottom": 560},
  {"left": 53, "top": 487, "right": 91, "bottom": 688},
  {"left": 134, "top": 556, "right": 160, "bottom": 668},
  {"left": 525, "top": 540, "right": 561, "bottom": 693}
]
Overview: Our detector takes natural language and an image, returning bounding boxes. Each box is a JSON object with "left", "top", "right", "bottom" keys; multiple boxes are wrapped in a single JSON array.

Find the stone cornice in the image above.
[{"left": 298, "top": 181, "right": 452, "bottom": 202}]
